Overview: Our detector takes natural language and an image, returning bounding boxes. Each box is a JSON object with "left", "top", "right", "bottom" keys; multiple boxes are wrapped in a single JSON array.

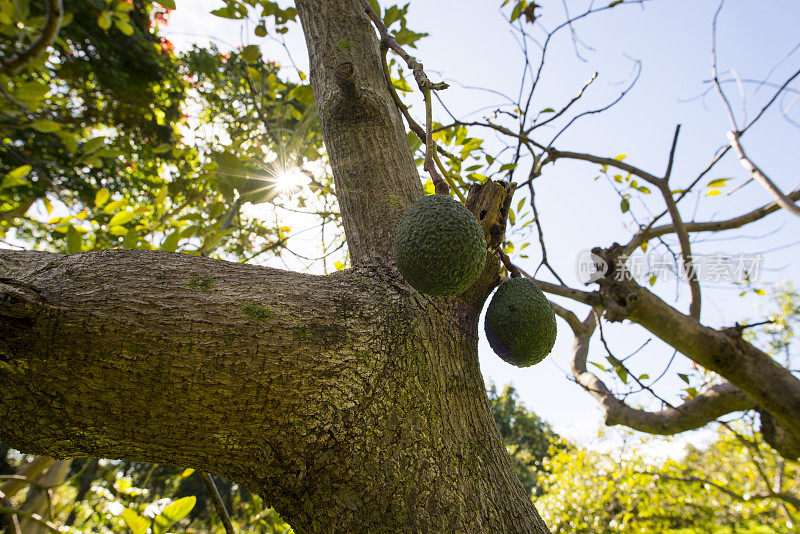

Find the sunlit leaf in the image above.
[
  {"left": 98, "top": 10, "right": 112, "bottom": 30},
  {"left": 242, "top": 44, "right": 260, "bottom": 62},
  {"left": 1, "top": 165, "right": 32, "bottom": 189},
  {"left": 31, "top": 119, "right": 61, "bottom": 133},
  {"left": 108, "top": 210, "right": 135, "bottom": 226},
  {"left": 94, "top": 188, "right": 110, "bottom": 208},
  {"left": 121, "top": 509, "right": 148, "bottom": 534},
  {"left": 153, "top": 496, "right": 196, "bottom": 534}
]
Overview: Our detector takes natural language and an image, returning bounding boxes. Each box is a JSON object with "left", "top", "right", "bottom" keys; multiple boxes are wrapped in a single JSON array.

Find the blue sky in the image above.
[{"left": 164, "top": 0, "right": 800, "bottom": 451}]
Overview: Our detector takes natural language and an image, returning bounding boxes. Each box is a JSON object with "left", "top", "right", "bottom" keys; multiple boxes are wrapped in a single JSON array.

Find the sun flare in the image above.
[{"left": 273, "top": 167, "right": 306, "bottom": 193}]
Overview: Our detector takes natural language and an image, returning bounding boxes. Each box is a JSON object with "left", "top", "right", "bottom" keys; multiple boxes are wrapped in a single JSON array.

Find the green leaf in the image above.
[
  {"left": 122, "top": 227, "right": 138, "bottom": 249},
  {"left": 707, "top": 178, "right": 728, "bottom": 187},
  {"left": 242, "top": 44, "right": 260, "bottom": 62},
  {"left": 1, "top": 165, "right": 32, "bottom": 189},
  {"left": 638, "top": 373, "right": 649, "bottom": 380},
  {"left": 615, "top": 365, "right": 628, "bottom": 384},
  {"left": 160, "top": 229, "right": 182, "bottom": 252},
  {"left": 678, "top": 373, "right": 690, "bottom": 384},
  {"left": 685, "top": 387, "right": 698, "bottom": 398},
  {"left": 56, "top": 130, "right": 78, "bottom": 153},
  {"left": 254, "top": 24, "right": 267, "bottom": 37},
  {"left": 154, "top": 0, "right": 176, "bottom": 8},
  {"left": 108, "top": 225, "right": 129, "bottom": 236},
  {"left": 368, "top": 0, "right": 380, "bottom": 15},
  {"left": 114, "top": 19, "right": 133, "bottom": 35},
  {"left": 31, "top": 119, "right": 61, "bottom": 133},
  {"left": 609, "top": 0, "right": 623, "bottom": 6},
  {"left": 620, "top": 197, "right": 630, "bottom": 213},
  {"left": 510, "top": 1, "right": 526, "bottom": 22},
  {"left": 540, "top": 107, "right": 555, "bottom": 113},
  {"left": 121, "top": 509, "right": 148, "bottom": 534},
  {"left": 153, "top": 496, "right": 195, "bottom": 534},
  {"left": 589, "top": 361, "right": 608, "bottom": 372},
  {"left": 66, "top": 225, "right": 82, "bottom": 254},
  {"left": 97, "top": 10, "right": 112, "bottom": 30},
  {"left": 94, "top": 188, "right": 110, "bottom": 208},
  {"left": 108, "top": 210, "right": 135, "bottom": 226},
  {"left": 83, "top": 136, "right": 105, "bottom": 154}
]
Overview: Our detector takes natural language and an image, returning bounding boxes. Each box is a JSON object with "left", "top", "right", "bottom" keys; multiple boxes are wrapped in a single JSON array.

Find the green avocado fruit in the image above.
[
  {"left": 393, "top": 194, "right": 487, "bottom": 296},
  {"left": 484, "top": 277, "right": 557, "bottom": 367}
]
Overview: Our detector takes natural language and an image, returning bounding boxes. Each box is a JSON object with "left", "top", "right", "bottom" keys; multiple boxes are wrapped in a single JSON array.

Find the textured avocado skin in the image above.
[
  {"left": 484, "top": 278, "right": 557, "bottom": 367},
  {"left": 393, "top": 195, "right": 487, "bottom": 296}
]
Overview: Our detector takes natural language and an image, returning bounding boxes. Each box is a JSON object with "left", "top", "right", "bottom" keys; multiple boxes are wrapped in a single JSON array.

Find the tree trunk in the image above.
[{"left": 0, "top": 1, "right": 551, "bottom": 530}]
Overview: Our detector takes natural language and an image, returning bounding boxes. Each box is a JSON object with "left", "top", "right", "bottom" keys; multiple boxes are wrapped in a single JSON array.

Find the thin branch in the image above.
[
  {"left": 527, "top": 72, "right": 598, "bottom": 132},
  {"left": 726, "top": 131, "right": 800, "bottom": 218},
  {"left": 542, "top": 148, "right": 662, "bottom": 185},
  {"left": 658, "top": 176, "right": 702, "bottom": 318},
  {"left": 0, "top": 508, "right": 60, "bottom": 534},
  {"left": 624, "top": 189, "right": 800, "bottom": 254},
  {"left": 0, "top": 0, "right": 63, "bottom": 76},
  {"left": 202, "top": 472, "right": 236, "bottom": 534},
  {"left": 359, "top": 0, "right": 447, "bottom": 91},
  {"left": 663, "top": 124, "right": 681, "bottom": 180},
  {"left": 645, "top": 473, "right": 800, "bottom": 510},
  {"left": 711, "top": 0, "right": 738, "bottom": 130},
  {"left": 547, "top": 58, "right": 641, "bottom": 147}
]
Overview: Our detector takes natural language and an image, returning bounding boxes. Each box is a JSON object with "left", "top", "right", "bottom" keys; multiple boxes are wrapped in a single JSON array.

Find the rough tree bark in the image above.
[{"left": 0, "top": 0, "right": 550, "bottom": 531}]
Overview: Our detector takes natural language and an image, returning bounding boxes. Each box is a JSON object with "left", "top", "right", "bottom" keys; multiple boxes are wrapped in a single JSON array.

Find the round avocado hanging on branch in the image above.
[{"left": 484, "top": 276, "right": 557, "bottom": 367}]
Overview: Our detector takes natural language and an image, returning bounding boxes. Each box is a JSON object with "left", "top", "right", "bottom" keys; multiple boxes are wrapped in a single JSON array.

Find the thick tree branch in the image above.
[
  {"left": 0, "top": 248, "right": 548, "bottom": 532},
  {"left": 554, "top": 306, "right": 752, "bottom": 435},
  {"left": 0, "top": 0, "right": 63, "bottom": 76},
  {"left": 589, "top": 259, "right": 800, "bottom": 450}
]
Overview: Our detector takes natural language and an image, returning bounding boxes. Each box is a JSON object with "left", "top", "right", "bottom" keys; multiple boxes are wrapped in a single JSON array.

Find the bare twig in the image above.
[
  {"left": 711, "top": 0, "right": 738, "bottom": 129},
  {"left": 542, "top": 148, "right": 662, "bottom": 185},
  {"left": 201, "top": 472, "right": 236, "bottom": 534},
  {"left": 726, "top": 131, "right": 800, "bottom": 218},
  {"left": 359, "top": 0, "right": 447, "bottom": 92},
  {"left": 0, "top": 507, "right": 60, "bottom": 533},
  {"left": 624, "top": 189, "right": 800, "bottom": 254}
]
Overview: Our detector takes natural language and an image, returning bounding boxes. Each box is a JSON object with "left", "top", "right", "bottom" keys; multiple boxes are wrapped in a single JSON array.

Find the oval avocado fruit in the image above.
[
  {"left": 484, "top": 277, "right": 557, "bottom": 367},
  {"left": 393, "top": 194, "right": 487, "bottom": 296}
]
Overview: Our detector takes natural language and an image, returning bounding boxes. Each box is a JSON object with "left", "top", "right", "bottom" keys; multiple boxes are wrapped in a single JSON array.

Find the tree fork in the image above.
[{"left": 1, "top": 0, "right": 555, "bottom": 530}]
